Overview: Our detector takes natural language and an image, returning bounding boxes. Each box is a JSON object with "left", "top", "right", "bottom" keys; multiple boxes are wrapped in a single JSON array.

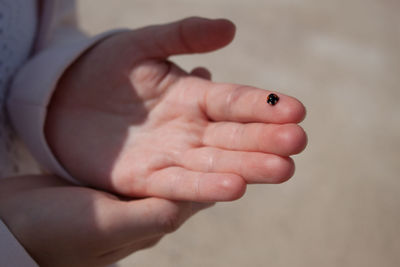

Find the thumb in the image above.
[
  {"left": 104, "top": 198, "right": 214, "bottom": 245},
  {"left": 131, "top": 17, "right": 236, "bottom": 59}
]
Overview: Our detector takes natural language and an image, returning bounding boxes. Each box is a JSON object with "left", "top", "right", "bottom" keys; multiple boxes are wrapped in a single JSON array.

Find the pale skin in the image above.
[
  {"left": 45, "top": 17, "right": 307, "bottom": 201},
  {"left": 0, "top": 175, "right": 211, "bottom": 267},
  {"left": 0, "top": 17, "right": 307, "bottom": 266}
]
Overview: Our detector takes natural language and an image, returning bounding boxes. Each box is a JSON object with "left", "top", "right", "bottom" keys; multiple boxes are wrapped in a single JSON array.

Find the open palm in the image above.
[{"left": 46, "top": 17, "right": 307, "bottom": 202}]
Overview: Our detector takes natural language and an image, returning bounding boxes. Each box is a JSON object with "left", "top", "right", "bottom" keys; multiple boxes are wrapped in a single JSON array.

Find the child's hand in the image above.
[
  {"left": 45, "top": 17, "right": 307, "bottom": 202},
  {"left": 0, "top": 175, "right": 210, "bottom": 267}
]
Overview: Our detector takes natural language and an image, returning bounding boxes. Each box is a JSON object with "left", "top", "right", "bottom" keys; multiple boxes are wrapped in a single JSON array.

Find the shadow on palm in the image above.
[{"left": 45, "top": 17, "right": 307, "bottom": 203}]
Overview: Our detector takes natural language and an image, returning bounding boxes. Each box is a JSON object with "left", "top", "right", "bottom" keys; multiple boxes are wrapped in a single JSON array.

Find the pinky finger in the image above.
[{"left": 144, "top": 167, "right": 246, "bottom": 202}]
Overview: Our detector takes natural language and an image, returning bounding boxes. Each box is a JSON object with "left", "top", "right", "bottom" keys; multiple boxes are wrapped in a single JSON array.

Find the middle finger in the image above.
[{"left": 202, "top": 121, "right": 307, "bottom": 156}]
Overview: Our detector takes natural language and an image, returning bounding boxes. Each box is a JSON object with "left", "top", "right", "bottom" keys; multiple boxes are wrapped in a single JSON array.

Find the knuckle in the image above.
[
  {"left": 229, "top": 123, "right": 244, "bottom": 149},
  {"left": 225, "top": 86, "right": 249, "bottom": 114},
  {"left": 205, "top": 151, "right": 216, "bottom": 173},
  {"left": 178, "top": 18, "right": 196, "bottom": 52}
]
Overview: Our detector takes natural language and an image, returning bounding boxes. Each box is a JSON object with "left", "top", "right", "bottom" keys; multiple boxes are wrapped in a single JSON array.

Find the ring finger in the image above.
[
  {"left": 202, "top": 121, "right": 307, "bottom": 156},
  {"left": 181, "top": 147, "right": 295, "bottom": 184}
]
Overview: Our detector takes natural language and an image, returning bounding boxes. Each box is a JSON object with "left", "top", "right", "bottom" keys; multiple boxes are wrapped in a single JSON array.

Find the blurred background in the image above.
[{"left": 78, "top": 1, "right": 400, "bottom": 266}]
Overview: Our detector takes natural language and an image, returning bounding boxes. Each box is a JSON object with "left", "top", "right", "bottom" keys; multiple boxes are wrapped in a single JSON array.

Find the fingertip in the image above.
[
  {"left": 286, "top": 99, "right": 307, "bottom": 123},
  {"left": 272, "top": 157, "right": 295, "bottom": 184},
  {"left": 212, "top": 18, "right": 236, "bottom": 44},
  {"left": 296, "top": 101, "right": 307, "bottom": 123},
  {"left": 156, "top": 202, "right": 188, "bottom": 233},
  {"left": 216, "top": 175, "right": 247, "bottom": 201},
  {"left": 251, "top": 156, "right": 295, "bottom": 184},
  {"left": 184, "top": 17, "right": 236, "bottom": 52},
  {"left": 273, "top": 95, "right": 306, "bottom": 124},
  {"left": 213, "top": 18, "right": 236, "bottom": 28},
  {"left": 277, "top": 124, "right": 308, "bottom": 156}
]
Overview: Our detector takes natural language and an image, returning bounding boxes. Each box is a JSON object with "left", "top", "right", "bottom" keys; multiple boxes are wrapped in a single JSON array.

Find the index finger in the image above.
[{"left": 192, "top": 79, "right": 306, "bottom": 123}]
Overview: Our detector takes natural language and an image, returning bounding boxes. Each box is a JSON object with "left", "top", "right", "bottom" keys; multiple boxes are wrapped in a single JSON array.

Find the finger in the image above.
[
  {"left": 128, "top": 236, "right": 162, "bottom": 251},
  {"left": 190, "top": 78, "right": 306, "bottom": 123},
  {"left": 181, "top": 147, "right": 295, "bottom": 184},
  {"left": 98, "top": 236, "right": 163, "bottom": 265},
  {"left": 0, "top": 175, "right": 71, "bottom": 200},
  {"left": 140, "top": 167, "right": 246, "bottom": 202},
  {"left": 134, "top": 17, "right": 236, "bottom": 59},
  {"left": 190, "top": 67, "right": 212, "bottom": 80},
  {"left": 107, "top": 198, "right": 214, "bottom": 243},
  {"left": 203, "top": 122, "right": 307, "bottom": 156}
]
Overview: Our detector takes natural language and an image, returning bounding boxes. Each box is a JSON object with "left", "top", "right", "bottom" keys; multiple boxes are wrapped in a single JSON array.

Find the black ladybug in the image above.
[{"left": 267, "top": 93, "right": 279, "bottom": 105}]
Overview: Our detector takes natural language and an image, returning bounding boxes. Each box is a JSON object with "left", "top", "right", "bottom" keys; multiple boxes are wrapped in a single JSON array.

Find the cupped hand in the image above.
[
  {"left": 46, "top": 17, "right": 307, "bottom": 202},
  {"left": 0, "top": 175, "right": 210, "bottom": 267}
]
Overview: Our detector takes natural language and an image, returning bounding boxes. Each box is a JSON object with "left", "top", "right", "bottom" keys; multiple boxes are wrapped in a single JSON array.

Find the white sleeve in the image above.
[
  {"left": 0, "top": 220, "right": 38, "bottom": 267},
  {"left": 2, "top": 1, "right": 125, "bottom": 265},
  {"left": 5, "top": 0, "right": 125, "bottom": 183},
  {"left": 6, "top": 30, "right": 122, "bottom": 183}
]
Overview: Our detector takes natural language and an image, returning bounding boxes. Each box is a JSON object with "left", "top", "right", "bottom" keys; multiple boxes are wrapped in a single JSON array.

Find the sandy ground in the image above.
[{"left": 78, "top": 1, "right": 400, "bottom": 266}]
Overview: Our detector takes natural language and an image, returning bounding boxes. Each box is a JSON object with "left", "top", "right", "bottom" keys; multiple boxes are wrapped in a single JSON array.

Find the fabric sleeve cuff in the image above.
[
  {"left": 6, "top": 29, "right": 127, "bottom": 184},
  {"left": 0, "top": 220, "right": 38, "bottom": 267}
]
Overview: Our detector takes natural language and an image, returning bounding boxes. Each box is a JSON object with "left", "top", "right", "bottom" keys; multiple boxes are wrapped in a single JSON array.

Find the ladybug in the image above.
[{"left": 267, "top": 93, "right": 279, "bottom": 105}]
